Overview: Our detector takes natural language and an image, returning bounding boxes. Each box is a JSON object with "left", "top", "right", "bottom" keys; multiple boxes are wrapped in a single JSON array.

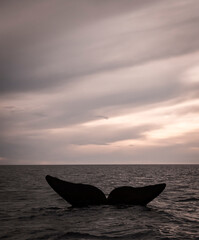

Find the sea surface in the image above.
[{"left": 0, "top": 165, "right": 198, "bottom": 240}]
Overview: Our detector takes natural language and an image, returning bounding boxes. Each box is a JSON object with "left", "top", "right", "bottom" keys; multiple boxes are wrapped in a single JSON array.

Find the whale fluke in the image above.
[
  {"left": 107, "top": 184, "right": 166, "bottom": 206},
  {"left": 45, "top": 175, "right": 166, "bottom": 207},
  {"left": 45, "top": 175, "right": 107, "bottom": 207}
]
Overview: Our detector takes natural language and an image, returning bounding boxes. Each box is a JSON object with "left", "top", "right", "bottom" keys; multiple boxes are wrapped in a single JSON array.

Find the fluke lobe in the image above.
[{"left": 45, "top": 175, "right": 166, "bottom": 207}]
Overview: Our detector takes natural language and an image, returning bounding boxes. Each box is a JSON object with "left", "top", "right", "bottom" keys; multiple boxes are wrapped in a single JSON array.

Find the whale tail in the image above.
[
  {"left": 45, "top": 175, "right": 166, "bottom": 207},
  {"left": 107, "top": 184, "right": 166, "bottom": 205},
  {"left": 45, "top": 175, "right": 107, "bottom": 207}
]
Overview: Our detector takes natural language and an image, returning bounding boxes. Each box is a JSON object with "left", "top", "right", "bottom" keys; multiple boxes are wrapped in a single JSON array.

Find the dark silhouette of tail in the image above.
[
  {"left": 107, "top": 184, "right": 166, "bottom": 205},
  {"left": 45, "top": 175, "right": 166, "bottom": 207},
  {"left": 45, "top": 175, "right": 107, "bottom": 207}
]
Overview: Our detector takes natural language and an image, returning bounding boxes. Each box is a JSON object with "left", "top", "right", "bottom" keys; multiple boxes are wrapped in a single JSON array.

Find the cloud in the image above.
[
  {"left": 0, "top": 0, "right": 199, "bottom": 164},
  {"left": 1, "top": 0, "right": 199, "bottom": 94},
  {"left": 0, "top": 0, "right": 156, "bottom": 93}
]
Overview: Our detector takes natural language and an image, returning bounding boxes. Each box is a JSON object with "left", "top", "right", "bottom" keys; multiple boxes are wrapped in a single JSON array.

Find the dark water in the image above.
[{"left": 0, "top": 165, "right": 198, "bottom": 240}]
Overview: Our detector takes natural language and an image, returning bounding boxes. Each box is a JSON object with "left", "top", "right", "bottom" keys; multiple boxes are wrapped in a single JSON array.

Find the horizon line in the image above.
[{"left": 1, "top": 163, "right": 198, "bottom": 166}]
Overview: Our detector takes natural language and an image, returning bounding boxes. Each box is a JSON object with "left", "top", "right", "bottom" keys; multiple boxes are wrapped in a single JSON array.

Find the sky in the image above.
[{"left": 1, "top": 0, "right": 199, "bottom": 164}]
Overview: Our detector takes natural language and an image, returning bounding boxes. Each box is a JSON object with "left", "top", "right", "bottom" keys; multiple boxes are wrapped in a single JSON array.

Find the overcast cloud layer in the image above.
[{"left": 1, "top": 0, "right": 199, "bottom": 164}]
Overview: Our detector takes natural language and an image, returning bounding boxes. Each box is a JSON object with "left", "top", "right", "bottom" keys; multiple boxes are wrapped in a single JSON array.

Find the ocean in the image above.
[{"left": 0, "top": 165, "right": 198, "bottom": 240}]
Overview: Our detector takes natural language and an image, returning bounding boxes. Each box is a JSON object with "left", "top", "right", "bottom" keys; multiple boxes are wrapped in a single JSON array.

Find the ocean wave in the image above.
[
  {"left": 58, "top": 232, "right": 106, "bottom": 239},
  {"left": 177, "top": 197, "right": 199, "bottom": 202},
  {"left": 57, "top": 230, "right": 155, "bottom": 240},
  {"left": 1, "top": 165, "right": 199, "bottom": 240},
  {"left": 31, "top": 207, "right": 62, "bottom": 211}
]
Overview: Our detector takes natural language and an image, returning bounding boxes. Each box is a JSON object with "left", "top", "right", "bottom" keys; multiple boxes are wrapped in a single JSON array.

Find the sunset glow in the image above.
[{"left": 0, "top": 0, "right": 199, "bottom": 164}]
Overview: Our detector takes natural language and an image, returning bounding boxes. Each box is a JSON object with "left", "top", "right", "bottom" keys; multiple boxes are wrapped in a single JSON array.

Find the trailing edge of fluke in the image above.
[{"left": 45, "top": 175, "right": 166, "bottom": 207}]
